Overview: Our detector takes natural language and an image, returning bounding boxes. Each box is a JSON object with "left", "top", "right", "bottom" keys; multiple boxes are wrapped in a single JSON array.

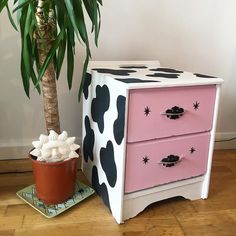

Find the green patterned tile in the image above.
[{"left": 16, "top": 180, "right": 95, "bottom": 218}]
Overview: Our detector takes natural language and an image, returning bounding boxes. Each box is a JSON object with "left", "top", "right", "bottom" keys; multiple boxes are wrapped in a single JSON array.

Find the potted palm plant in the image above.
[{"left": 0, "top": 0, "right": 102, "bottom": 204}]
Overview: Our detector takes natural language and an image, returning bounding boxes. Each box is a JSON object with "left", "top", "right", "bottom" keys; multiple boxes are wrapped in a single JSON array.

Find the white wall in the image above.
[{"left": 0, "top": 0, "right": 236, "bottom": 159}]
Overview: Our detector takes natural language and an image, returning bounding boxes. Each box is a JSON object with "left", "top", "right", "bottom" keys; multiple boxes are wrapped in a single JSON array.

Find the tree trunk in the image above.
[
  {"left": 35, "top": 3, "right": 60, "bottom": 134},
  {"left": 38, "top": 40, "right": 61, "bottom": 134}
]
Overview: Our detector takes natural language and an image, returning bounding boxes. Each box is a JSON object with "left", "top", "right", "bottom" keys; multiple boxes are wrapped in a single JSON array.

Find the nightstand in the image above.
[{"left": 82, "top": 61, "right": 223, "bottom": 223}]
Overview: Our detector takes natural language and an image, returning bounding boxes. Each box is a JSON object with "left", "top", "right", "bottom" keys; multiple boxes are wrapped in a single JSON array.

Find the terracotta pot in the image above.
[{"left": 30, "top": 153, "right": 78, "bottom": 205}]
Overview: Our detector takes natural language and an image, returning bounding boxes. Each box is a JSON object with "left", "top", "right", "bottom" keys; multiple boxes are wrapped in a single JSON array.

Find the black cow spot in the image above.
[
  {"left": 150, "top": 68, "right": 183, "bottom": 73},
  {"left": 194, "top": 73, "right": 216, "bottom": 78},
  {"left": 146, "top": 73, "right": 180, "bottom": 79},
  {"left": 91, "top": 85, "right": 110, "bottom": 133},
  {"left": 83, "top": 73, "right": 92, "bottom": 100},
  {"left": 100, "top": 141, "right": 117, "bottom": 188},
  {"left": 83, "top": 116, "right": 94, "bottom": 162},
  {"left": 92, "top": 165, "right": 110, "bottom": 210},
  {"left": 119, "top": 65, "right": 147, "bottom": 69},
  {"left": 113, "top": 96, "right": 126, "bottom": 145},
  {"left": 92, "top": 68, "right": 136, "bottom": 76},
  {"left": 116, "top": 78, "right": 160, "bottom": 83}
]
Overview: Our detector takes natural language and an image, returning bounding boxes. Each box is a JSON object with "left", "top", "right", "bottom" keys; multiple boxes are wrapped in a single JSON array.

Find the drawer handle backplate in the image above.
[
  {"left": 161, "top": 106, "right": 186, "bottom": 119},
  {"left": 159, "top": 155, "right": 184, "bottom": 167}
]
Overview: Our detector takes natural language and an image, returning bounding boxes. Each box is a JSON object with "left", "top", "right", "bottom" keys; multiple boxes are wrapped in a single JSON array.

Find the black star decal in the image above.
[
  {"left": 193, "top": 101, "right": 200, "bottom": 110},
  {"left": 142, "top": 156, "right": 150, "bottom": 164},
  {"left": 144, "top": 106, "right": 151, "bottom": 116},
  {"left": 190, "top": 147, "right": 196, "bottom": 154}
]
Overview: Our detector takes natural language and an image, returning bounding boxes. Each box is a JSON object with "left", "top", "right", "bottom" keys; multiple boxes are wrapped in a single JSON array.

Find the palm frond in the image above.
[{"left": 1, "top": 0, "right": 102, "bottom": 100}]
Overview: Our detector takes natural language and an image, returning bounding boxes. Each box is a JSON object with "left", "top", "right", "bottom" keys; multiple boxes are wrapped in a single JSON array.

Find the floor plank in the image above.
[
  {"left": 176, "top": 209, "right": 236, "bottom": 236},
  {"left": 0, "top": 206, "right": 6, "bottom": 216}
]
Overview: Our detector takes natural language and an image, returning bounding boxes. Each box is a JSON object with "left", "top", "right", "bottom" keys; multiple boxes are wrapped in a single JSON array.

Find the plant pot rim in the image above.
[
  {"left": 29, "top": 147, "right": 80, "bottom": 166},
  {"left": 29, "top": 154, "right": 78, "bottom": 166}
]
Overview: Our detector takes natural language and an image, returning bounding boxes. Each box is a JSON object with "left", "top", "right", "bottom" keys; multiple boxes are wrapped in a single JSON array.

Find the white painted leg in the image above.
[{"left": 201, "top": 85, "right": 221, "bottom": 199}]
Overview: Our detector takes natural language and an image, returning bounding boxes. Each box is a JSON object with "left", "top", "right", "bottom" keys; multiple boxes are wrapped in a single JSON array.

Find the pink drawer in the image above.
[
  {"left": 127, "top": 85, "right": 216, "bottom": 143},
  {"left": 125, "top": 132, "right": 210, "bottom": 193}
]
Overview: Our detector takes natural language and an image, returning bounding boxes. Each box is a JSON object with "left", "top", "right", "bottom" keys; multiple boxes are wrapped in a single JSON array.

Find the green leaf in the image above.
[
  {"left": 32, "top": 34, "right": 40, "bottom": 74},
  {"left": 92, "top": 0, "right": 99, "bottom": 45},
  {"left": 73, "top": 0, "right": 88, "bottom": 42},
  {"left": 67, "top": 28, "right": 74, "bottom": 90},
  {"left": 20, "top": 56, "right": 30, "bottom": 97},
  {"left": 93, "top": 0, "right": 101, "bottom": 46},
  {"left": 22, "top": 5, "right": 32, "bottom": 77},
  {"left": 13, "top": 0, "right": 33, "bottom": 13},
  {"left": 36, "top": 31, "right": 64, "bottom": 86},
  {"left": 19, "top": 5, "right": 30, "bottom": 96},
  {"left": 67, "top": 19, "right": 75, "bottom": 48},
  {"left": 73, "top": 0, "right": 91, "bottom": 59},
  {"left": 30, "top": 66, "right": 41, "bottom": 94},
  {"left": 0, "top": 0, "right": 8, "bottom": 13},
  {"left": 54, "top": 0, "right": 66, "bottom": 30},
  {"left": 82, "top": 0, "right": 101, "bottom": 46},
  {"left": 97, "top": 3, "right": 102, "bottom": 45},
  {"left": 29, "top": 2, "right": 37, "bottom": 27},
  {"left": 16, "top": 0, "right": 25, "bottom": 24},
  {"left": 64, "top": 0, "right": 79, "bottom": 39},
  {"left": 82, "top": 0, "right": 94, "bottom": 25},
  {"left": 6, "top": 3, "right": 18, "bottom": 31},
  {"left": 53, "top": 54, "right": 57, "bottom": 75},
  {"left": 56, "top": 30, "right": 66, "bottom": 79},
  {"left": 78, "top": 49, "right": 89, "bottom": 101}
]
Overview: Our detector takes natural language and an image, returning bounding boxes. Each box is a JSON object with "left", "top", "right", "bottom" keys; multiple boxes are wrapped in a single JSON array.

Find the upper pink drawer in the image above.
[{"left": 127, "top": 85, "right": 216, "bottom": 143}]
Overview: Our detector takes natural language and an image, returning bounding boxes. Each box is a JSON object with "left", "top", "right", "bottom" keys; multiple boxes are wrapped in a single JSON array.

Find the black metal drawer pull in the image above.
[
  {"left": 161, "top": 106, "right": 186, "bottom": 119},
  {"left": 159, "top": 155, "right": 183, "bottom": 167}
]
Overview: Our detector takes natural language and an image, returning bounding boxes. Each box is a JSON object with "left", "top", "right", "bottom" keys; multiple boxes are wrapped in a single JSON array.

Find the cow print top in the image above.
[{"left": 89, "top": 63, "right": 221, "bottom": 88}]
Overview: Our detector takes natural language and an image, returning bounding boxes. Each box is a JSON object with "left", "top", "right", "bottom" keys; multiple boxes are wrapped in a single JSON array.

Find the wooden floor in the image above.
[{"left": 0, "top": 150, "right": 236, "bottom": 236}]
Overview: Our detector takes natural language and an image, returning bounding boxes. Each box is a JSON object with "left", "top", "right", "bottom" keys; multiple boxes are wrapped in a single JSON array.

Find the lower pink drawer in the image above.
[{"left": 125, "top": 132, "right": 210, "bottom": 193}]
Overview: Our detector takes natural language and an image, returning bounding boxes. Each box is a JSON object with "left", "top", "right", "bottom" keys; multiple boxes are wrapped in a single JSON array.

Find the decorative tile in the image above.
[{"left": 16, "top": 180, "right": 95, "bottom": 218}]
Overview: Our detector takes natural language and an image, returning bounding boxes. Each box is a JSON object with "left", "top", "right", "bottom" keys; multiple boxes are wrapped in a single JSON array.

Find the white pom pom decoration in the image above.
[
  {"left": 70, "top": 143, "right": 80, "bottom": 151},
  {"left": 39, "top": 134, "right": 49, "bottom": 144},
  {"left": 37, "top": 156, "right": 45, "bottom": 162},
  {"left": 58, "top": 131, "right": 68, "bottom": 141},
  {"left": 30, "top": 148, "right": 41, "bottom": 157},
  {"left": 66, "top": 137, "right": 76, "bottom": 145},
  {"left": 48, "top": 130, "right": 59, "bottom": 141},
  {"left": 59, "top": 146, "right": 69, "bottom": 155},
  {"left": 32, "top": 140, "right": 43, "bottom": 149},
  {"left": 69, "top": 150, "right": 79, "bottom": 158},
  {"left": 41, "top": 149, "right": 51, "bottom": 158},
  {"left": 30, "top": 131, "right": 80, "bottom": 163}
]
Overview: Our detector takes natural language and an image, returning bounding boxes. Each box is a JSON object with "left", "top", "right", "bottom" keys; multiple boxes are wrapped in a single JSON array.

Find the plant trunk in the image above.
[
  {"left": 35, "top": 2, "right": 60, "bottom": 134},
  {"left": 38, "top": 40, "right": 61, "bottom": 134}
]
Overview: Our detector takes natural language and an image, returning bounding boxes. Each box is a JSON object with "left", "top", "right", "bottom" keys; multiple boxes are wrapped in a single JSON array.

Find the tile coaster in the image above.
[{"left": 16, "top": 180, "right": 95, "bottom": 218}]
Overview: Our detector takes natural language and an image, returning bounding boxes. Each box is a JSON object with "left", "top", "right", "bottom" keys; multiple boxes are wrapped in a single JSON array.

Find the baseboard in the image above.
[
  {"left": 0, "top": 137, "right": 82, "bottom": 160},
  {"left": 0, "top": 158, "right": 82, "bottom": 174},
  {"left": 215, "top": 132, "right": 236, "bottom": 149},
  {"left": 0, "top": 146, "right": 31, "bottom": 160}
]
